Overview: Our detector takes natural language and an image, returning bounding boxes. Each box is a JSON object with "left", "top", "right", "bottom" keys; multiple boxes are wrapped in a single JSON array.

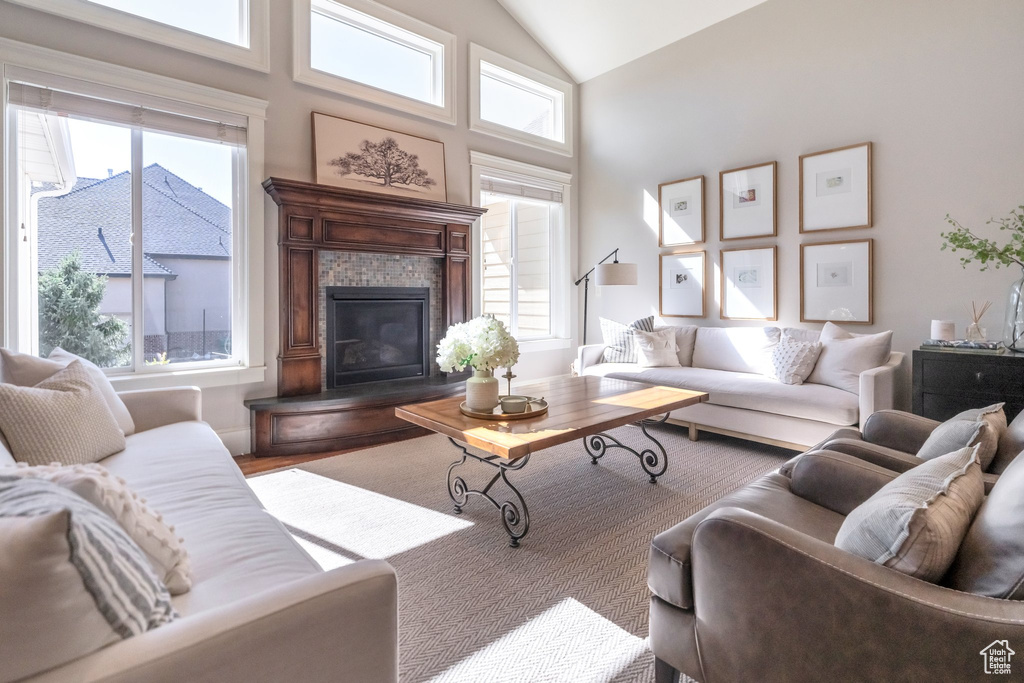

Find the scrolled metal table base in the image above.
[
  {"left": 447, "top": 438, "right": 530, "bottom": 547},
  {"left": 584, "top": 413, "right": 670, "bottom": 483}
]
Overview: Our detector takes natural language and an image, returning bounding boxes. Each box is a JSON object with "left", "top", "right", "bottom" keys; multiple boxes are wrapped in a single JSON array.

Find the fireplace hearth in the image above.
[{"left": 325, "top": 286, "right": 429, "bottom": 388}]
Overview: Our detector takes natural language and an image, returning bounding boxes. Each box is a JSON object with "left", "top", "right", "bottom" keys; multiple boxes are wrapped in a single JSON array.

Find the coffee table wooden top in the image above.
[{"left": 395, "top": 375, "right": 706, "bottom": 461}]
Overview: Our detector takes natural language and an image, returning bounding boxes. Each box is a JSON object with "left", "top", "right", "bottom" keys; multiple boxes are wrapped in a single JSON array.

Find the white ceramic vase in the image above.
[{"left": 466, "top": 369, "right": 500, "bottom": 412}]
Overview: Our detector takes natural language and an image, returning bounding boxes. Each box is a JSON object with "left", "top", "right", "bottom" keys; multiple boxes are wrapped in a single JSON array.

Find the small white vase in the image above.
[{"left": 466, "top": 369, "right": 500, "bottom": 412}]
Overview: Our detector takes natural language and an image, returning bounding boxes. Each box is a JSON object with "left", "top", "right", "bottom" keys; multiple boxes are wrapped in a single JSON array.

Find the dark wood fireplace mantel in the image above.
[{"left": 247, "top": 178, "right": 486, "bottom": 458}]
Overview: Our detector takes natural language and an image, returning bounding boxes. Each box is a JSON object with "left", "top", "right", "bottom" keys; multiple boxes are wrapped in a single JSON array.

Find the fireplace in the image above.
[{"left": 325, "top": 286, "right": 429, "bottom": 388}]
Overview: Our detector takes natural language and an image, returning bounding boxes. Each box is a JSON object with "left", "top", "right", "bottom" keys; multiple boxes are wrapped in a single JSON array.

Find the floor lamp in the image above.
[{"left": 574, "top": 248, "right": 638, "bottom": 344}]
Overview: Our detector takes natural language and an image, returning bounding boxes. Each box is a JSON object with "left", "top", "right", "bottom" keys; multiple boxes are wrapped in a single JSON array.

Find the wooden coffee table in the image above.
[{"left": 395, "top": 375, "right": 706, "bottom": 547}]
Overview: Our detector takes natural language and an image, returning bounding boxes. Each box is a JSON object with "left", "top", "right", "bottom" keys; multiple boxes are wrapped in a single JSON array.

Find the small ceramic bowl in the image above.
[{"left": 500, "top": 396, "right": 529, "bottom": 414}]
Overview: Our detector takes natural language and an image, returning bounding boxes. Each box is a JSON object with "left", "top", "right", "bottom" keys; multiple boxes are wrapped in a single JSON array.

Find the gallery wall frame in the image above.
[
  {"left": 800, "top": 238, "right": 873, "bottom": 324},
  {"left": 719, "top": 161, "right": 777, "bottom": 241},
  {"left": 719, "top": 245, "right": 777, "bottom": 321},
  {"left": 659, "top": 250, "right": 706, "bottom": 318},
  {"left": 799, "top": 142, "right": 872, "bottom": 233},
  {"left": 659, "top": 175, "right": 705, "bottom": 246},
  {"left": 312, "top": 111, "right": 448, "bottom": 201}
]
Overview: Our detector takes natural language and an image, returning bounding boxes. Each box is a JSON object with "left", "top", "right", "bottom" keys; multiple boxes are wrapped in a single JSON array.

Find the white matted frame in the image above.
[
  {"left": 659, "top": 175, "right": 704, "bottom": 246},
  {"left": 660, "top": 251, "right": 706, "bottom": 318},
  {"left": 800, "top": 142, "right": 872, "bottom": 232},
  {"left": 294, "top": 0, "right": 457, "bottom": 125},
  {"left": 800, "top": 238, "right": 873, "bottom": 324},
  {"left": 5, "top": 0, "right": 270, "bottom": 72},
  {"left": 720, "top": 246, "right": 777, "bottom": 321},
  {"left": 720, "top": 161, "right": 776, "bottom": 241}
]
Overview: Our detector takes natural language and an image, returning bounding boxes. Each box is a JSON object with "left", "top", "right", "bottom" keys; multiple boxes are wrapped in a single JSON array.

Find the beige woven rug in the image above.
[{"left": 246, "top": 424, "right": 792, "bottom": 682}]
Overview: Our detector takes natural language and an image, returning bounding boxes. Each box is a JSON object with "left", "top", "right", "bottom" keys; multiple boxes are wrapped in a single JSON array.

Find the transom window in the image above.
[
  {"left": 295, "top": 0, "right": 456, "bottom": 124},
  {"left": 85, "top": 0, "right": 248, "bottom": 46},
  {"left": 471, "top": 44, "right": 573, "bottom": 156}
]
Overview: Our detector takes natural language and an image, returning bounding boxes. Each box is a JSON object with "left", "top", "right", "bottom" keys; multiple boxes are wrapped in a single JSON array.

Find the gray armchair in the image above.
[{"left": 648, "top": 448, "right": 1024, "bottom": 683}]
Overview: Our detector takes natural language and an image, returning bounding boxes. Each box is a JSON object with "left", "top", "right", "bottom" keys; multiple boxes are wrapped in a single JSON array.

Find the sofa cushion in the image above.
[
  {"left": 50, "top": 348, "right": 136, "bottom": 436},
  {"left": 656, "top": 325, "right": 697, "bottom": 366},
  {"left": 600, "top": 316, "right": 654, "bottom": 363},
  {"left": 835, "top": 445, "right": 984, "bottom": 583},
  {"left": 583, "top": 365, "right": 859, "bottom": 425},
  {"left": 649, "top": 472, "right": 844, "bottom": 610},
  {"left": 691, "top": 326, "right": 780, "bottom": 375},
  {"left": 946, "top": 441, "right": 1024, "bottom": 598},
  {"left": 782, "top": 327, "right": 822, "bottom": 344},
  {"left": 768, "top": 335, "right": 822, "bottom": 385},
  {"left": 806, "top": 322, "right": 892, "bottom": 395},
  {"left": 99, "top": 422, "right": 320, "bottom": 616},
  {"left": 992, "top": 410, "right": 1024, "bottom": 475},
  {"left": 917, "top": 420, "right": 985, "bottom": 462},
  {"left": 635, "top": 329, "right": 681, "bottom": 368}
]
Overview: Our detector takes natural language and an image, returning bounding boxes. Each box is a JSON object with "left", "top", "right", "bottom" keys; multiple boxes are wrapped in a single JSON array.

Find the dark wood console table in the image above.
[{"left": 913, "top": 348, "right": 1024, "bottom": 421}]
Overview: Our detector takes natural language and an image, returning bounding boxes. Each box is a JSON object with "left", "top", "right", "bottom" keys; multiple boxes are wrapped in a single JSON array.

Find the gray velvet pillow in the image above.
[{"left": 835, "top": 445, "right": 984, "bottom": 582}]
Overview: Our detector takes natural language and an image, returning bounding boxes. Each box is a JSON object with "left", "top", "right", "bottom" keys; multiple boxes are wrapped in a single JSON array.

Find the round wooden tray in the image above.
[{"left": 459, "top": 396, "right": 548, "bottom": 420}]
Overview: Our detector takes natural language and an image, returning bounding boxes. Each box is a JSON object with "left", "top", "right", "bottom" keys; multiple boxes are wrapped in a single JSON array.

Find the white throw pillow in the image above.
[
  {"left": 805, "top": 322, "right": 893, "bottom": 394},
  {"left": 599, "top": 316, "right": 655, "bottom": 364},
  {"left": 0, "top": 348, "right": 134, "bottom": 436},
  {"left": 5, "top": 462, "right": 192, "bottom": 595},
  {"left": 769, "top": 335, "right": 823, "bottom": 385},
  {"left": 634, "top": 329, "right": 681, "bottom": 368},
  {"left": 0, "top": 361, "right": 126, "bottom": 466}
]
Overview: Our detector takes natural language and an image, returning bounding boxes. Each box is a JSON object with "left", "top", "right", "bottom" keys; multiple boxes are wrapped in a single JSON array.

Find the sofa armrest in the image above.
[
  {"left": 862, "top": 409, "right": 940, "bottom": 453},
  {"left": 118, "top": 387, "right": 202, "bottom": 433},
  {"left": 32, "top": 560, "right": 398, "bottom": 683},
  {"left": 789, "top": 450, "right": 897, "bottom": 515},
  {"left": 689, "top": 508, "right": 1024, "bottom": 682},
  {"left": 575, "top": 344, "right": 607, "bottom": 374},
  {"left": 858, "top": 351, "right": 903, "bottom": 426}
]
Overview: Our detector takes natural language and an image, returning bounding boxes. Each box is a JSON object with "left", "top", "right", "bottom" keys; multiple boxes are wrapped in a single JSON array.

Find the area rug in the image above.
[{"left": 245, "top": 424, "right": 793, "bottom": 682}]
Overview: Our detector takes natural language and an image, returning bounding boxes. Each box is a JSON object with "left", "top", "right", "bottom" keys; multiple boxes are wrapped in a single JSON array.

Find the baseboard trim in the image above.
[
  {"left": 216, "top": 427, "right": 251, "bottom": 456},
  {"left": 666, "top": 418, "right": 807, "bottom": 452}
]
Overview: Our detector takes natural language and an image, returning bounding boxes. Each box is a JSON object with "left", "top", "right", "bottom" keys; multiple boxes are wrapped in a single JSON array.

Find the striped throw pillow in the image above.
[
  {"left": 0, "top": 476, "right": 177, "bottom": 641},
  {"left": 600, "top": 316, "right": 655, "bottom": 364}
]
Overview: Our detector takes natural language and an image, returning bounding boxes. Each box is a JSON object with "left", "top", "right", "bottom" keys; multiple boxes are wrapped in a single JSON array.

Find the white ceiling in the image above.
[{"left": 497, "top": 0, "right": 769, "bottom": 83}]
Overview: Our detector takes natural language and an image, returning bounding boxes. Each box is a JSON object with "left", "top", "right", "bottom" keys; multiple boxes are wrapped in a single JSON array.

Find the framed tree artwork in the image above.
[
  {"left": 312, "top": 112, "right": 447, "bottom": 201},
  {"left": 720, "top": 246, "right": 777, "bottom": 321},
  {"left": 659, "top": 176, "right": 705, "bottom": 246},
  {"left": 660, "top": 251, "right": 706, "bottom": 317},
  {"left": 800, "top": 238, "right": 873, "bottom": 324},
  {"left": 799, "top": 142, "right": 872, "bottom": 232},
  {"left": 720, "top": 161, "right": 777, "bottom": 240}
]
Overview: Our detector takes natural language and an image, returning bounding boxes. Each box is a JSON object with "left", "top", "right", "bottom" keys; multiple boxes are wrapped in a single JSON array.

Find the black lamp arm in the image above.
[{"left": 574, "top": 248, "right": 620, "bottom": 287}]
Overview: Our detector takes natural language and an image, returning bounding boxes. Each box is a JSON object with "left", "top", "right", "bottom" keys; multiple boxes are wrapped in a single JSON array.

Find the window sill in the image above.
[
  {"left": 518, "top": 338, "right": 572, "bottom": 354},
  {"left": 108, "top": 365, "right": 266, "bottom": 391}
]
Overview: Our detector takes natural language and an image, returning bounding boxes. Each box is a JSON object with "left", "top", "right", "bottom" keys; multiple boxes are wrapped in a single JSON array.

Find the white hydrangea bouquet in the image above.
[{"left": 437, "top": 315, "right": 519, "bottom": 412}]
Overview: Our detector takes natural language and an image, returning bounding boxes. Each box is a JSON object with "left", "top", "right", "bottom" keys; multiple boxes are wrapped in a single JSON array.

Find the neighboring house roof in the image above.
[{"left": 36, "top": 163, "right": 231, "bottom": 278}]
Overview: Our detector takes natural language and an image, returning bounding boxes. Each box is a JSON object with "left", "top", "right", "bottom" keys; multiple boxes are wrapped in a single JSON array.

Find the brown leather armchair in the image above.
[{"left": 648, "top": 448, "right": 1024, "bottom": 683}]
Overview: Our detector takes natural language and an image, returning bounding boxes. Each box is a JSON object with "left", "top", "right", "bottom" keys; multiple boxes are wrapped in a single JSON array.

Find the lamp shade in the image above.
[{"left": 595, "top": 262, "right": 637, "bottom": 286}]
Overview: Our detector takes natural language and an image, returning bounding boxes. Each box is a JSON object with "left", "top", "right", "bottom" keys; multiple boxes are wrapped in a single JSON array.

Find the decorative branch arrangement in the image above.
[{"left": 941, "top": 206, "right": 1024, "bottom": 271}]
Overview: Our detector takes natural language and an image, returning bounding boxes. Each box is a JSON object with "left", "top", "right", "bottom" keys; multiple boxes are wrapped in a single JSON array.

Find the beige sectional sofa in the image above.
[
  {"left": 1, "top": 387, "right": 398, "bottom": 683},
  {"left": 576, "top": 326, "right": 904, "bottom": 449}
]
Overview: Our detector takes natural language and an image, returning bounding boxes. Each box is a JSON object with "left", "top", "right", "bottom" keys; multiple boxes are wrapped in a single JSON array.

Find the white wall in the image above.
[
  {"left": 579, "top": 0, "right": 1024, "bottom": 408},
  {"left": 0, "top": 0, "right": 579, "bottom": 453}
]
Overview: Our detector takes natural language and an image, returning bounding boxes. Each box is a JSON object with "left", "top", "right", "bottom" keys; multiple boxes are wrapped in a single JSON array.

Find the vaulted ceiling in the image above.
[{"left": 496, "top": 0, "right": 769, "bottom": 83}]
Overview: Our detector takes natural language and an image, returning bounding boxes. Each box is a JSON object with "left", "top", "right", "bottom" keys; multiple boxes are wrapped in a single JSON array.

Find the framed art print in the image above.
[
  {"left": 799, "top": 142, "right": 871, "bottom": 232},
  {"left": 720, "top": 246, "right": 777, "bottom": 320},
  {"left": 800, "top": 238, "right": 873, "bottom": 323},
  {"left": 659, "top": 176, "right": 705, "bottom": 246},
  {"left": 720, "top": 161, "right": 777, "bottom": 240},
  {"left": 660, "top": 251, "right": 706, "bottom": 317},
  {"left": 312, "top": 112, "right": 448, "bottom": 201}
]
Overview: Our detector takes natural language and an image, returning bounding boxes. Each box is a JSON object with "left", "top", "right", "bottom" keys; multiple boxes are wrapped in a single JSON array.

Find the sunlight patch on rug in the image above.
[
  {"left": 247, "top": 468, "right": 473, "bottom": 559},
  {"left": 427, "top": 598, "right": 648, "bottom": 683}
]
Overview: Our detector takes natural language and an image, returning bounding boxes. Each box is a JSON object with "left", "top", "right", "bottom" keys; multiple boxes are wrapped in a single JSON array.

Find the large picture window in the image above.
[
  {"left": 9, "top": 80, "right": 247, "bottom": 373},
  {"left": 295, "top": 0, "right": 456, "bottom": 124}
]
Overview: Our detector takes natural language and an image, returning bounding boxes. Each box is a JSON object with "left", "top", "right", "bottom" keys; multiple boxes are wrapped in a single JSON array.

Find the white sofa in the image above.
[
  {"left": 576, "top": 326, "right": 904, "bottom": 450},
  {"left": 0, "top": 387, "right": 398, "bottom": 683}
]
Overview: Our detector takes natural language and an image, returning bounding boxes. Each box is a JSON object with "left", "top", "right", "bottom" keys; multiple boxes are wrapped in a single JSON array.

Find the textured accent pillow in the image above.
[
  {"left": 656, "top": 325, "right": 698, "bottom": 367},
  {"left": 0, "top": 361, "right": 126, "bottom": 466},
  {"left": 6, "top": 462, "right": 191, "bottom": 594},
  {"left": 599, "top": 316, "right": 655, "bottom": 363},
  {"left": 634, "top": 329, "right": 681, "bottom": 368},
  {"left": 769, "top": 335, "right": 823, "bottom": 385},
  {"left": 805, "top": 322, "right": 893, "bottom": 394},
  {"left": 0, "top": 477, "right": 176, "bottom": 680},
  {"left": 835, "top": 445, "right": 984, "bottom": 582},
  {"left": 0, "top": 347, "right": 134, "bottom": 436},
  {"left": 916, "top": 420, "right": 985, "bottom": 462},
  {"left": 942, "top": 404, "right": 1005, "bottom": 471}
]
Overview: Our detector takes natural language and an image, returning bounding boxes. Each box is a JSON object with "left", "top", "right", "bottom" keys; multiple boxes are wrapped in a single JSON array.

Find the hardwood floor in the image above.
[{"left": 234, "top": 447, "right": 365, "bottom": 476}]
